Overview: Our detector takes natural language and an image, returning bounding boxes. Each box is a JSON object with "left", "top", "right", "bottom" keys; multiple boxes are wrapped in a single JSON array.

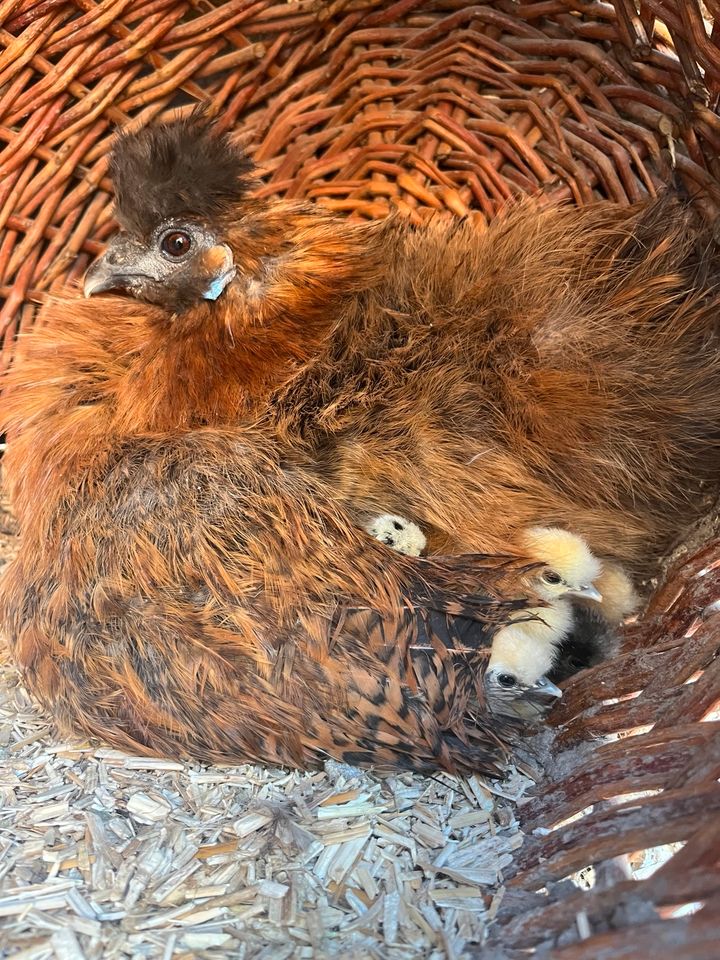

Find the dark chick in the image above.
[
  {"left": 1, "top": 293, "right": 551, "bottom": 773},
  {"left": 82, "top": 114, "right": 720, "bottom": 584},
  {"left": 549, "top": 602, "right": 620, "bottom": 684}
]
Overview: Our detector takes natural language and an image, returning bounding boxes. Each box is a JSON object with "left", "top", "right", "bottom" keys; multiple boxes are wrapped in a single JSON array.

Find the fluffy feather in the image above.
[
  {"left": 109, "top": 108, "right": 255, "bottom": 237},
  {"left": 1, "top": 295, "right": 552, "bottom": 773},
  {"left": 595, "top": 560, "right": 640, "bottom": 624},
  {"left": 264, "top": 196, "right": 720, "bottom": 577},
  {"left": 549, "top": 602, "right": 620, "bottom": 683},
  {"left": 518, "top": 528, "right": 601, "bottom": 588}
]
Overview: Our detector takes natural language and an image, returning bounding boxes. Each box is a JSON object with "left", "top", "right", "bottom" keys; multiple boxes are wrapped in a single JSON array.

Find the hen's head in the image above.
[{"left": 84, "top": 110, "right": 254, "bottom": 312}]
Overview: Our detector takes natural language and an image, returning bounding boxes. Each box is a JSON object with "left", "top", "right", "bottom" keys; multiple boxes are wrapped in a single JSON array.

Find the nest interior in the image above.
[{"left": 0, "top": 1, "right": 719, "bottom": 958}]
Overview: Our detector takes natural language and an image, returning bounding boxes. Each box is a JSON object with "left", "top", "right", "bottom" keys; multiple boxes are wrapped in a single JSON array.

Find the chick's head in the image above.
[
  {"left": 521, "top": 526, "right": 603, "bottom": 604},
  {"left": 365, "top": 514, "right": 427, "bottom": 557}
]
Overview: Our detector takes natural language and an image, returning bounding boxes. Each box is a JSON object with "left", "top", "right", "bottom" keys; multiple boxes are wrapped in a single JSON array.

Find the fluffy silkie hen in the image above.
[
  {"left": 4, "top": 110, "right": 720, "bottom": 771},
  {"left": 82, "top": 113, "right": 720, "bottom": 588}
]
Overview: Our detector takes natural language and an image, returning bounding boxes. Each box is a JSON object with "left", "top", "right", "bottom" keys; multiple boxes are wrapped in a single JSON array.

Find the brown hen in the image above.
[{"left": 3, "top": 113, "right": 720, "bottom": 770}]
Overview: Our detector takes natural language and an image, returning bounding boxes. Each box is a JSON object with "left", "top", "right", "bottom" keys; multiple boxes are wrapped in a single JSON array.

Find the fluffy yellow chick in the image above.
[{"left": 485, "top": 527, "right": 603, "bottom": 713}]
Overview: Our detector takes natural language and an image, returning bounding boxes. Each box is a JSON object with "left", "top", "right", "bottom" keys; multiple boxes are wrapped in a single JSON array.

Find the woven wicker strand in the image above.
[{"left": 1, "top": 3, "right": 719, "bottom": 957}]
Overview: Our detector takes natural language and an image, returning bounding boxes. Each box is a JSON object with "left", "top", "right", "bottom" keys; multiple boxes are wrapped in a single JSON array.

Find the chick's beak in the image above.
[
  {"left": 490, "top": 674, "right": 563, "bottom": 720},
  {"left": 529, "top": 675, "right": 563, "bottom": 698},
  {"left": 84, "top": 235, "right": 158, "bottom": 298},
  {"left": 562, "top": 583, "right": 603, "bottom": 603}
]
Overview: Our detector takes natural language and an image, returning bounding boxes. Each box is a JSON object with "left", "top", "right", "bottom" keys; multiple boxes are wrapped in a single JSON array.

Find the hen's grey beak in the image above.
[
  {"left": 84, "top": 259, "right": 122, "bottom": 297},
  {"left": 564, "top": 584, "right": 603, "bottom": 603},
  {"left": 84, "top": 235, "right": 156, "bottom": 298},
  {"left": 529, "top": 675, "right": 563, "bottom": 698}
]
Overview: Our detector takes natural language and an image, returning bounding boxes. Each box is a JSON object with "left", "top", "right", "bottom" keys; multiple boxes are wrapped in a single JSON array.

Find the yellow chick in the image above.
[{"left": 485, "top": 527, "right": 603, "bottom": 713}]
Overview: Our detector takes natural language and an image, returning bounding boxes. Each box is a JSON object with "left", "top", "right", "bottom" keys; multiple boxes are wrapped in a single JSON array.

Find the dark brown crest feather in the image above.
[{"left": 109, "top": 108, "right": 254, "bottom": 236}]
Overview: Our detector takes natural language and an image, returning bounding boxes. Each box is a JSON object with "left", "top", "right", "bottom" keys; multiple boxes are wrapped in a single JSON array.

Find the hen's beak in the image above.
[
  {"left": 564, "top": 583, "right": 603, "bottom": 603},
  {"left": 84, "top": 259, "right": 122, "bottom": 297},
  {"left": 529, "top": 675, "right": 563, "bottom": 698},
  {"left": 84, "top": 236, "right": 156, "bottom": 298}
]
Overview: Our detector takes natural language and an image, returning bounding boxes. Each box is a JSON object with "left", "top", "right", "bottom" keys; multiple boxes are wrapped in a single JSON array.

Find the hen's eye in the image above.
[
  {"left": 543, "top": 570, "right": 562, "bottom": 585},
  {"left": 161, "top": 230, "right": 192, "bottom": 258},
  {"left": 497, "top": 674, "right": 517, "bottom": 688}
]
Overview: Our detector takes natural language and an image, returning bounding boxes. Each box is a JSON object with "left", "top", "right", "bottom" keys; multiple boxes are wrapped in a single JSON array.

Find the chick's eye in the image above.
[
  {"left": 497, "top": 674, "right": 517, "bottom": 689},
  {"left": 543, "top": 570, "right": 562, "bottom": 585},
  {"left": 160, "top": 230, "right": 192, "bottom": 258}
]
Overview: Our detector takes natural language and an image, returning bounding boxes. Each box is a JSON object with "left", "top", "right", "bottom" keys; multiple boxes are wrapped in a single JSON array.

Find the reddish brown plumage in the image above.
[
  {"left": 262, "top": 198, "right": 720, "bottom": 578},
  {"left": 1, "top": 335, "right": 539, "bottom": 772},
  {"left": 79, "top": 118, "right": 720, "bottom": 577}
]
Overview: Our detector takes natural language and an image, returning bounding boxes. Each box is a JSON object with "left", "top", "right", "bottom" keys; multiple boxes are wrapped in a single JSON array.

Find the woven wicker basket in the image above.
[{"left": 1, "top": 2, "right": 719, "bottom": 957}]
